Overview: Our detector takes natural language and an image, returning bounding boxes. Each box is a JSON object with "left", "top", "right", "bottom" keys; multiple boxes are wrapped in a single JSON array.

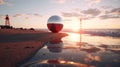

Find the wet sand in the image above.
[{"left": 0, "top": 29, "right": 68, "bottom": 67}]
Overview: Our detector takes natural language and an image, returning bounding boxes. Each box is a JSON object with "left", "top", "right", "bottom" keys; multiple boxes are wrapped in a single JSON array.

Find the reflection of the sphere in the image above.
[{"left": 46, "top": 38, "right": 63, "bottom": 53}]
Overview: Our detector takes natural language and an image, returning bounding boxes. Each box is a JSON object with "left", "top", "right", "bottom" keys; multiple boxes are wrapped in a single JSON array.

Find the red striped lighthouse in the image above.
[{"left": 5, "top": 15, "right": 10, "bottom": 26}]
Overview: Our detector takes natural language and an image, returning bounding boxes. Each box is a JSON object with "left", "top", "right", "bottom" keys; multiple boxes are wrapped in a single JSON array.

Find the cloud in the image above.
[
  {"left": 82, "top": 16, "right": 95, "bottom": 20},
  {"left": 0, "top": 15, "right": 4, "bottom": 19},
  {"left": 63, "top": 19, "right": 72, "bottom": 22},
  {"left": 61, "top": 8, "right": 100, "bottom": 20},
  {"left": 51, "top": 0, "right": 66, "bottom": 4},
  {"left": 81, "top": 8, "right": 101, "bottom": 16},
  {"left": 13, "top": 13, "right": 43, "bottom": 19},
  {"left": 13, "top": 13, "right": 42, "bottom": 17},
  {"left": 99, "top": 14, "right": 120, "bottom": 19},
  {"left": 61, "top": 11, "right": 95, "bottom": 20},
  {"left": 0, "top": 0, "right": 5, "bottom": 4},
  {"left": 52, "top": 0, "right": 74, "bottom": 4},
  {"left": 61, "top": 12, "right": 81, "bottom": 17},
  {"left": 58, "top": 0, "right": 66, "bottom": 4},
  {"left": 13, "top": 14, "right": 30, "bottom": 20},
  {"left": 0, "top": 0, "right": 13, "bottom": 6},
  {"left": 13, "top": 14, "right": 23, "bottom": 17},
  {"left": 62, "top": 7, "right": 120, "bottom": 20},
  {"left": 99, "top": 8, "right": 120, "bottom": 19},
  {"left": 87, "top": 0, "right": 102, "bottom": 6},
  {"left": 33, "top": 13, "right": 42, "bottom": 17},
  {"left": 110, "top": 8, "right": 120, "bottom": 15}
]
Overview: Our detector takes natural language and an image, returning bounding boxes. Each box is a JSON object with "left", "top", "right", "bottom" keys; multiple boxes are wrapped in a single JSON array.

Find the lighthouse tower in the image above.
[{"left": 5, "top": 15, "right": 10, "bottom": 26}]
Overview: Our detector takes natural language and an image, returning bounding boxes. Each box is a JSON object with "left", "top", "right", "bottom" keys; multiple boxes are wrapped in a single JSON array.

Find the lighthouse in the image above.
[
  {"left": 0, "top": 15, "right": 12, "bottom": 29},
  {"left": 5, "top": 14, "right": 10, "bottom": 26},
  {"left": 0, "top": 14, "right": 12, "bottom": 29}
]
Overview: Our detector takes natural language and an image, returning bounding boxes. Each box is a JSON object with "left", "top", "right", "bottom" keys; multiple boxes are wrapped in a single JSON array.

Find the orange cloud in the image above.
[
  {"left": 0, "top": 0, "right": 5, "bottom": 4},
  {"left": 0, "top": 0, "right": 13, "bottom": 6},
  {"left": 58, "top": 0, "right": 66, "bottom": 4}
]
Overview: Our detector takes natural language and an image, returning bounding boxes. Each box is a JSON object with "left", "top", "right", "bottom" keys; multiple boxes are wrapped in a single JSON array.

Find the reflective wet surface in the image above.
[{"left": 21, "top": 32, "right": 120, "bottom": 67}]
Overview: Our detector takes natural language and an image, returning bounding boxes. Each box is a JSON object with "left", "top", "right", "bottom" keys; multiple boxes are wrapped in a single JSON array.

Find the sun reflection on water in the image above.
[
  {"left": 63, "top": 33, "right": 80, "bottom": 42},
  {"left": 63, "top": 32, "right": 120, "bottom": 46}
]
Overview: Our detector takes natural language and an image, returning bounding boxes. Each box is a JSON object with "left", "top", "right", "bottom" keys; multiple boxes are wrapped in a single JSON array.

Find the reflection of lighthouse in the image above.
[
  {"left": 46, "top": 38, "right": 63, "bottom": 53},
  {"left": 5, "top": 15, "right": 10, "bottom": 26}
]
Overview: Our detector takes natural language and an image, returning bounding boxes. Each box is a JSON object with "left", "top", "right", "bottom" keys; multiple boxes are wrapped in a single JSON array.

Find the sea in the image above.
[{"left": 21, "top": 29, "right": 120, "bottom": 67}]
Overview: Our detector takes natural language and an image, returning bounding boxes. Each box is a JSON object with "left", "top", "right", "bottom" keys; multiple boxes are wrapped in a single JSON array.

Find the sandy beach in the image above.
[{"left": 0, "top": 29, "right": 68, "bottom": 67}]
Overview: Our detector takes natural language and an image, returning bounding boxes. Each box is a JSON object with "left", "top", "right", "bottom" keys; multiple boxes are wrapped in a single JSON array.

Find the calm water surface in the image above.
[{"left": 21, "top": 32, "right": 120, "bottom": 67}]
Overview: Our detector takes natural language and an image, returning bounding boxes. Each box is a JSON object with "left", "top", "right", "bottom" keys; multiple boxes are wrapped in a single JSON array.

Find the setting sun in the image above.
[
  {"left": 69, "top": 18, "right": 81, "bottom": 32},
  {"left": 72, "top": 25, "right": 80, "bottom": 32}
]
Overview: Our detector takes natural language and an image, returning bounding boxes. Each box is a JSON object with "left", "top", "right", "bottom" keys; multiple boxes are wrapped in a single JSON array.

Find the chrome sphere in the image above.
[{"left": 47, "top": 15, "right": 63, "bottom": 33}]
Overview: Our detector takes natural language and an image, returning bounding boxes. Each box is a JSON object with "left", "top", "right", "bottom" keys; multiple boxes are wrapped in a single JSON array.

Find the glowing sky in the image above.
[{"left": 0, "top": 0, "right": 120, "bottom": 29}]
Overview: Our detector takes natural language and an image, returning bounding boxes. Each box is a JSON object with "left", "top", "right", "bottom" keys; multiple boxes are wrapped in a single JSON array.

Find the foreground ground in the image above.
[{"left": 0, "top": 29, "right": 68, "bottom": 67}]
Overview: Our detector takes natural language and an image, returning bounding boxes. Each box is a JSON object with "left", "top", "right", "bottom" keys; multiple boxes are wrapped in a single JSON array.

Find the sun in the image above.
[
  {"left": 64, "top": 18, "right": 81, "bottom": 32},
  {"left": 71, "top": 22, "right": 80, "bottom": 32},
  {"left": 72, "top": 26, "right": 80, "bottom": 32}
]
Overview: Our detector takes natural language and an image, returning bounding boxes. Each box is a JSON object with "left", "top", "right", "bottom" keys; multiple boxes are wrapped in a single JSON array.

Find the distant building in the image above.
[{"left": 0, "top": 25, "right": 13, "bottom": 29}]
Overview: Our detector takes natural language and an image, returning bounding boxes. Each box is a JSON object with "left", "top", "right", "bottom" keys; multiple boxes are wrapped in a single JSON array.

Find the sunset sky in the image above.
[{"left": 0, "top": 0, "right": 120, "bottom": 30}]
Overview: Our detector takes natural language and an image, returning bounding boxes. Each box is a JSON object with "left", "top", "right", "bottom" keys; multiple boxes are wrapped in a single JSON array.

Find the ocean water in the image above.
[{"left": 21, "top": 29, "right": 120, "bottom": 67}]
